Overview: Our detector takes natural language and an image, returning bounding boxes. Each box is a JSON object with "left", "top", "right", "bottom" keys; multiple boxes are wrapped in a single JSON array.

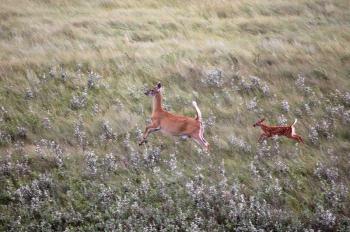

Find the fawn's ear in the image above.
[
  {"left": 157, "top": 82, "right": 161, "bottom": 89},
  {"left": 260, "top": 118, "right": 265, "bottom": 122}
]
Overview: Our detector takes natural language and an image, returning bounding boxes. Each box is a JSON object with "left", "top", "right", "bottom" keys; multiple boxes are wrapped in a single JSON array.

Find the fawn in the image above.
[{"left": 253, "top": 118, "right": 304, "bottom": 143}]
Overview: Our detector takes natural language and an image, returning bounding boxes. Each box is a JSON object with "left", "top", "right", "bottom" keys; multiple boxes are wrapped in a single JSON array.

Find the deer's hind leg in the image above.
[
  {"left": 192, "top": 127, "right": 209, "bottom": 152},
  {"left": 286, "top": 134, "right": 303, "bottom": 143},
  {"left": 192, "top": 135, "right": 209, "bottom": 151},
  {"left": 292, "top": 135, "right": 304, "bottom": 143},
  {"left": 199, "top": 123, "right": 209, "bottom": 148}
]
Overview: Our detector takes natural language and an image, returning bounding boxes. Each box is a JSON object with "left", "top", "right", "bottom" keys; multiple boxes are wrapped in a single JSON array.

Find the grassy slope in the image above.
[{"left": 0, "top": 0, "right": 350, "bottom": 230}]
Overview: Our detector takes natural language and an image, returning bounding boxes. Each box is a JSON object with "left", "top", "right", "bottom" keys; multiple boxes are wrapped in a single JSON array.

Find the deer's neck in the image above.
[{"left": 152, "top": 93, "right": 163, "bottom": 114}]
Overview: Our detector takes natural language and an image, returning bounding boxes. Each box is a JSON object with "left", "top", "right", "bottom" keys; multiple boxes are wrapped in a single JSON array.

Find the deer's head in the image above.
[
  {"left": 253, "top": 118, "right": 265, "bottom": 127},
  {"left": 144, "top": 82, "right": 162, "bottom": 96}
]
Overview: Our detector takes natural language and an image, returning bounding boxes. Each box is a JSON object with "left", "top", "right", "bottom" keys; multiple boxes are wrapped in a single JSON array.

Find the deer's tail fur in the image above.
[
  {"left": 193, "top": 101, "right": 209, "bottom": 150},
  {"left": 192, "top": 101, "right": 202, "bottom": 122}
]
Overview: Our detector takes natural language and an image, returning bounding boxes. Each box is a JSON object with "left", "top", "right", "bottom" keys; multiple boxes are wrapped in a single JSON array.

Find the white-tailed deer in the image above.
[
  {"left": 253, "top": 118, "right": 304, "bottom": 143},
  {"left": 139, "top": 83, "right": 210, "bottom": 151}
]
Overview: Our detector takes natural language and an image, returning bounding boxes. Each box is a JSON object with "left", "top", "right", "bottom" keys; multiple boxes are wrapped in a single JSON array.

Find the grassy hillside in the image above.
[{"left": 0, "top": 0, "right": 349, "bottom": 230}]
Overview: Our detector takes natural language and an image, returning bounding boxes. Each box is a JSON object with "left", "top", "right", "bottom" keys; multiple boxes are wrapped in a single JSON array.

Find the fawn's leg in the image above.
[
  {"left": 293, "top": 135, "right": 304, "bottom": 143},
  {"left": 287, "top": 134, "right": 303, "bottom": 143},
  {"left": 258, "top": 133, "right": 268, "bottom": 142}
]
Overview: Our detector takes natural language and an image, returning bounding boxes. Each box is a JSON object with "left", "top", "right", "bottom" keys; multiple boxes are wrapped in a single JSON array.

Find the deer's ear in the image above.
[
  {"left": 157, "top": 82, "right": 162, "bottom": 89},
  {"left": 260, "top": 118, "right": 265, "bottom": 122}
]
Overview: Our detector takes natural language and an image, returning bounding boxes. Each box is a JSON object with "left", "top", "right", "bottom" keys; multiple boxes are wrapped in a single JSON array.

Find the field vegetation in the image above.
[{"left": 0, "top": 0, "right": 349, "bottom": 230}]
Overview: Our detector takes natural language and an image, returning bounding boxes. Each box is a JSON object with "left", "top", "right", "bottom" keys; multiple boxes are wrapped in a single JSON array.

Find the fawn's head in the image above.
[
  {"left": 144, "top": 82, "right": 162, "bottom": 96},
  {"left": 253, "top": 118, "right": 265, "bottom": 127}
]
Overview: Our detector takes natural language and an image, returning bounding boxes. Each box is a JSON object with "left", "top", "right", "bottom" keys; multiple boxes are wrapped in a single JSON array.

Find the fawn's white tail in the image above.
[
  {"left": 192, "top": 101, "right": 202, "bottom": 122},
  {"left": 292, "top": 118, "right": 298, "bottom": 126},
  {"left": 291, "top": 119, "right": 298, "bottom": 136}
]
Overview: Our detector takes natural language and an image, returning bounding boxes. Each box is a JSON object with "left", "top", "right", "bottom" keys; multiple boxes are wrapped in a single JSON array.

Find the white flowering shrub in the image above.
[
  {"left": 233, "top": 75, "right": 271, "bottom": 96},
  {"left": 281, "top": 100, "right": 289, "bottom": 112},
  {"left": 295, "top": 74, "right": 305, "bottom": 90},
  {"left": 303, "top": 103, "right": 313, "bottom": 115},
  {"left": 84, "top": 150, "right": 98, "bottom": 176},
  {"left": 0, "top": 130, "right": 12, "bottom": 145},
  {"left": 204, "top": 112, "right": 216, "bottom": 128},
  {"left": 101, "top": 153, "right": 118, "bottom": 173},
  {"left": 277, "top": 114, "right": 288, "bottom": 125},
  {"left": 246, "top": 97, "right": 258, "bottom": 111},
  {"left": 16, "top": 127, "right": 27, "bottom": 139},
  {"left": 315, "top": 206, "right": 336, "bottom": 230},
  {"left": 87, "top": 71, "right": 101, "bottom": 89},
  {"left": 142, "top": 146, "right": 161, "bottom": 167},
  {"left": 308, "top": 126, "right": 319, "bottom": 145},
  {"left": 315, "top": 119, "right": 334, "bottom": 140},
  {"left": 42, "top": 117, "right": 51, "bottom": 129},
  {"left": 230, "top": 134, "right": 251, "bottom": 153},
  {"left": 34, "top": 139, "right": 65, "bottom": 168},
  {"left": 59, "top": 66, "right": 68, "bottom": 82},
  {"left": 314, "top": 162, "right": 339, "bottom": 183},
  {"left": 24, "top": 88, "right": 34, "bottom": 99},
  {"left": 70, "top": 91, "right": 88, "bottom": 110},
  {"left": 99, "top": 120, "right": 116, "bottom": 141},
  {"left": 112, "top": 98, "right": 124, "bottom": 112},
  {"left": 74, "top": 116, "right": 88, "bottom": 148},
  {"left": 202, "top": 68, "right": 224, "bottom": 87}
]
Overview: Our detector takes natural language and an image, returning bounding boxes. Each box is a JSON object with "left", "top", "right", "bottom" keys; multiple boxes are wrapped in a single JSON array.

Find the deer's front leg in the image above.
[{"left": 139, "top": 123, "right": 160, "bottom": 145}]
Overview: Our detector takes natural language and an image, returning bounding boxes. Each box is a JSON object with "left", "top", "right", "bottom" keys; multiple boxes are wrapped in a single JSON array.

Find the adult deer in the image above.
[
  {"left": 139, "top": 83, "right": 209, "bottom": 151},
  {"left": 253, "top": 118, "right": 304, "bottom": 143}
]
